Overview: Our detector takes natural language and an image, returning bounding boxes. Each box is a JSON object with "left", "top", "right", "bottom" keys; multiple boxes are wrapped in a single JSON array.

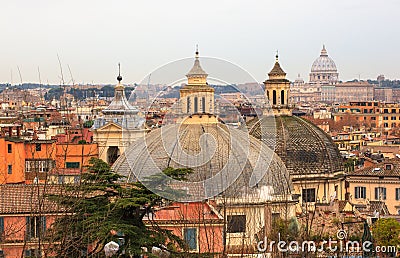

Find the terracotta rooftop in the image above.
[
  {"left": 0, "top": 184, "right": 65, "bottom": 214},
  {"left": 348, "top": 160, "right": 400, "bottom": 177}
]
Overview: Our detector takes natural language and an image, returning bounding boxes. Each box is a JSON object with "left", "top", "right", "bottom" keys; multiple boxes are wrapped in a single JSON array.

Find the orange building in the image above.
[
  {"left": 0, "top": 137, "right": 25, "bottom": 184},
  {"left": 332, "top": 101, "right": 400, "bottom": 130},
  {"left": 51, "top": 143, "right": 98, "bottom": 184},
  {"left": 0, "top": 126, "right": 98, "bottom": 185},
  {"left": 0, "top": 185, "right": 61, "bottom": 258},
  {"left": 145, "top": 201, "right": 224, "bottom": 255}
]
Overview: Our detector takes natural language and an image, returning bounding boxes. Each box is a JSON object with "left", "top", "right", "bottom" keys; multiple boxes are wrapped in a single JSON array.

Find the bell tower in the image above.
[
  {"left": 180, "top": 47, "right": 215, "bottom": 115},
  {"left": 264, "top": 53, "right": 291, "bottom": 115}
]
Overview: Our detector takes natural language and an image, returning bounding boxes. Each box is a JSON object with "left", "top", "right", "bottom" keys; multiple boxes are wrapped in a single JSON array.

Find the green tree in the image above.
[
  {"left": 48, "top": 158, "right": 192, "bottom": 257},
  {"left": 372, "top": 218, "right": 400, "bottom": 250}
]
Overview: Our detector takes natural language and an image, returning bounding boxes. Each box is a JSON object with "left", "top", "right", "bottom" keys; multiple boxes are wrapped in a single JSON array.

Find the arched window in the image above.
[
  {"left": 273, "top": 90, "right": 277, "bottom": 105},
  {"left": 202, "top": 97, "right": 206, "bottom": 113},
  {"left": 266, "top": 90, "right": 269, "bottom": 101},
  {"left": 281, "top": 90, "right": 285, "bottom": 105},
  {"left": 187, "top": 97, "right": 191, "bottom": 113},
  {"left": 194, "top": 96, "right": 198, "bottom": 113}
]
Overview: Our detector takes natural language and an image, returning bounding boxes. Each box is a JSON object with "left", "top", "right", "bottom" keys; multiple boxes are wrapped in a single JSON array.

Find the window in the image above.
[
  {"left": 66, "top": 162, "right": 80, "bottom": 169},
  {"left": 396, "top": 188, "right": 400, "bottom": 201},
  {"left": 354, "top": 186, "right": 366, "bottom": 199},
  {"left": 371, "top": 117, "right": 376, "bottom": 120},
  {"left": 183, "top": 228, "right": 198, "bottom": 251},
  {"left": 35, "top": 143, "right": 41, "bottom": 151},
  {"left": 201, "top": 97, "right": 206, "bottom": 113},
  {"left": 7, "top": 165, "right": 12, "bottom": 175},
  {"left": 384, "top": 109, "right": 389, "bottom": 113},
  {"left": 7, "top": 144, "right": 12, "bottom": 153},
  {"left": 24, "top": 249, "right": 40, "bottom": 257},
  {"left": 302, "top": 188, "right": 316, "bottom": 202},
  {"left": 25, "top": 160, "right": 55, "bottom": 173},
  {"left": 58, "top": 176, "right": 65, "bottom": 184},
  {"left": 194, "top": 97, "right": 198, "bottom": 113},
  {"left": 383, "top": 116, "right": 388, "bottom": 120},
  {"left": 74, "top": 176, "right": 81, "bottom": 184},
  {"left": 392, "top": 109, "right": 396, "bottom": 114},
  {"left": 375, "top": 187, "right": 387, "bottom": 200},
  {"left": 392, "top": 116, "right": 397, "bottom": 120},
  {"left": 227, "top": 215, "right": 246, "bottom": 233},
  {"left": 186, "top": 97, "right": 190, "bottom": 113},
  {"left": 26, "top": 216, "right": 46, "bottom": 240},
  {"left": 0, "top": 216, "right": 4, "bottom": 238},
  {"left": 384, "top": 123, "right": 389, "bottom": 128},
  {"left": 386, "top": 164, "right": 393, "bottom": 170}
]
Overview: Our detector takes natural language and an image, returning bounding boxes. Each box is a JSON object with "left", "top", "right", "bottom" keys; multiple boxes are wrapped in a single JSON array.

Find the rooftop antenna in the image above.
[
  {"left": 57, "top": 54, "right": 65, "bottom": 85},
  {"left": 67, "top": 65, "right": 75, "bottom": 86},
  {"left": 10, "top": 69, "right": 13, "bottom": 86},
  {"left": 146, "top": 73, "right": 151, "bottom": 108},
  {"left": 57, "top": 54, "right": 66, "bottom": 110},
  {"left": 17, "top": 66, "right": 23, "bottom": 85},
  {"left": 38, "top": 66, "right": 43, "bottom": 102}
]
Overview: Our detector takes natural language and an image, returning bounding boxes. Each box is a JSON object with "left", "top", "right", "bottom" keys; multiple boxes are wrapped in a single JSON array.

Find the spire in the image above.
[
  {"left": 321, "top": 45, "right": 328, "bottom": 56},
  {"left": 186, "top": 45, "right": 208, "bottom": 78},
  {"left": 117, "top": 63, "right": 122, "bottom": 83},
  {"left": 268, "top": 53, "right": 286, "bottom": 77}
]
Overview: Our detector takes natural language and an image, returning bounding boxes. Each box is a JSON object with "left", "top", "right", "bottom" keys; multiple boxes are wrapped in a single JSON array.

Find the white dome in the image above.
[{"left": 311, "top": 46, "right": 337, "bottom": 73}]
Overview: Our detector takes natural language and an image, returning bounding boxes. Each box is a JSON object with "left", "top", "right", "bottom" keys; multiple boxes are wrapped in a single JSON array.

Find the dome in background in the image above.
[
  {"left": 309, "top": 45, "right": 339, "bottom": 84},
  {"left": 311, "top": 46, "right": 337, "bottom": 72}
]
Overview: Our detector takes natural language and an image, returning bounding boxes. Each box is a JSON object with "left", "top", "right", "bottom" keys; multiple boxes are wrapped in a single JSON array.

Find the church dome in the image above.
[
  {"left": 112, "top": 115, "right": 293, "bottom": 201},
  {"left": 311, "top": 45, "right": 337, "bottom": 73},
  {"left": 248, "top": 115, "right": 343, "bottom": 176}
]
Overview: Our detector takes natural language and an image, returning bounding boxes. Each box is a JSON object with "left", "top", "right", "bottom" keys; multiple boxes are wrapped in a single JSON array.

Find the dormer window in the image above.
[{"left": 385, "top": 164, "right": 393, "bottom": 170}]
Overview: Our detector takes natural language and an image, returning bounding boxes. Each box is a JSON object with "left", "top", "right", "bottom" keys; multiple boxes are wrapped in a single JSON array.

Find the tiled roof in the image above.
[
  {"left": 0, "top": 184, "right": 65, "bottom": 214},
  {"left": 248, "top": 115, "right": 343, "bottom": 175},
  {"left": 354, "top": 201, "right": 389, "bottom": 215},
  {"left": 186, "top": 57, "right": 208, "bottom": 77},
  {"left": 268, "top": 61, "right": 286, "bottom": 76},
  {"left": 348, "top": 160, "right": 400, "bottom": 177}
]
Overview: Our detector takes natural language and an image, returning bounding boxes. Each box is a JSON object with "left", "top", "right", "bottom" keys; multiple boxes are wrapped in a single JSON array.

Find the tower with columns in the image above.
[
  {"left": 180, "top": 48, "right": 215, "bottom": 115},
  {"left": 264, "top": 54, "right": 291, "bottom": 115}
]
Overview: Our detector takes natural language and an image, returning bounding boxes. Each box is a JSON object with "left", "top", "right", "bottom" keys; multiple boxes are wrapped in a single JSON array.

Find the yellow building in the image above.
[{"left": 345, "top": 160, "right": 400, "bottom": 215}]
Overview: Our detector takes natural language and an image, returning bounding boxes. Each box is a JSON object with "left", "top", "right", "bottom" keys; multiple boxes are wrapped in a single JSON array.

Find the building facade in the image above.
[{"left": 91, "top": 72, "right": 147, "bottom": 164}]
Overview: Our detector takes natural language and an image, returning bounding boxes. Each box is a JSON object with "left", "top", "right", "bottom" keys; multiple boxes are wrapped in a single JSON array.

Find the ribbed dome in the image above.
[
  {"left": 248, "top": 115, "right": 343, "bottom": 176},
  {"left": 311, "top": 45, "right": 338, "bottom": 73},
  {"left": 112, "top": 116, "right": 293, "bottom": 201}
]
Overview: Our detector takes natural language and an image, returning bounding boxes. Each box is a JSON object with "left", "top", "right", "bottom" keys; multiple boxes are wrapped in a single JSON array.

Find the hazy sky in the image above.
[{"left": 1, "top": 0, "right": 399, "bottom": 85}]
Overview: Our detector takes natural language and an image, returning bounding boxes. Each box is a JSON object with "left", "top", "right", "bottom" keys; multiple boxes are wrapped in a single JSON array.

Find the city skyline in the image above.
[{"left": 0, "top": 0, "right": 399, "bottom": 84}]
